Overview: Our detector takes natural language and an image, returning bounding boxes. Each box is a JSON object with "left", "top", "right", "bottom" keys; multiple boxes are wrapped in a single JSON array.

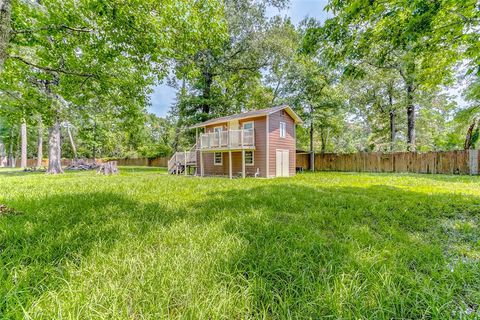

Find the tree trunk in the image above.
[
  {"left": 92, "top": 121, "right": 97, "bottom": 161},
  {"left": 7, "top": 127, "right": 14, "bottom": 167},
  {"left": 320, "top": 127, "right": 329, "bottom": 154},
  {"left": 309, "top": 107, "right": 314, "bottom": 171},
  {"left": 389, "top": 110, "right": 396, "bottom": 145},
  {"left": 47, "top": 120, "right": 64, "bottom": 174},
  {"left": 20, "top": 119, "right": 27, "bottom": 168},
  {"left": 0, "top": 135, "right": 5, "bottom": 167},
  {"left": 464, "top": 120, "right": 476, "bottom": 150},
  {"left": 0, "top": 0, "right": 11, "bottom": 74},
  {"left": 406, "top": 84, "right": 415, "bottom": 151},
  {"left": 388, "top": 85, "right": 396, "bottom": 148},
  {"left": 66, "top": 123, "right": 77, "bottom": 159},
  {"left": 201, "top": 70, "right": 213, "bottom": 115},
  {"left": 36, "top": 119, "right": 43, "bottom": 168}
]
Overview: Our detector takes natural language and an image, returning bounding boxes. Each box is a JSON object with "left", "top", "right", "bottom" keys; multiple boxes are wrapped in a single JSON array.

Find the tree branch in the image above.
[
  {"left": 11, "top": 25, "right": 93, "bottom": 34},
  {"left": 8, "top": 55, "right": 97, "bottom": 78}
]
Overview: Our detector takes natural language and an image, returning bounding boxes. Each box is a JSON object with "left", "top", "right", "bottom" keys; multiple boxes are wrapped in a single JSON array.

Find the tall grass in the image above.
[{"left": 0, "top": 168, "right": 479, "bottom": 319}]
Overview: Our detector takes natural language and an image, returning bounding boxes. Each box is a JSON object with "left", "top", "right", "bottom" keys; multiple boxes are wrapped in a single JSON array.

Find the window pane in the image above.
[
  {"left": 243, "top": 122, "right": 253, "bottom": 130},
  {"left": 245, "top": 151, "right": 253, "bottom": 164},
  {"left": 214, "top": 152, "right": 222, "bottom": 164}
]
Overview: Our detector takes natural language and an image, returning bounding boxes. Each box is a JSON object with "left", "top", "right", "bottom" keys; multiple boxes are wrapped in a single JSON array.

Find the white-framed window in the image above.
[
  {"left": 214, "top": 152, "right": 223, "bottom": 165},
  {"left": 245, "top": 151, "right": 254, "bottom": 166},
  {"left": 242, "top": 121, "right": 254, "bottom": 131},
  {"left": 214, "top": 126, "right": 223, "bottom": 133},
  {"left": 280, "top": 121, "right": 286, "bottom": 138}
]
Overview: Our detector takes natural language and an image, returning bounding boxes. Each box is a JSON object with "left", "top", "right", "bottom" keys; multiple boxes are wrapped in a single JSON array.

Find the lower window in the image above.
[
  {"left": 214, "top": 152, "right": 223, "bottom": 165},
  {"left": 245, "top": 151, "right": 254, "bottom": 165}
]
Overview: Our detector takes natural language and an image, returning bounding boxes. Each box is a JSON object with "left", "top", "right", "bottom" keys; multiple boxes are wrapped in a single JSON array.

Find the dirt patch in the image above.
[{"left": 0, "top": 204, "right": 23, "bottom": 216}]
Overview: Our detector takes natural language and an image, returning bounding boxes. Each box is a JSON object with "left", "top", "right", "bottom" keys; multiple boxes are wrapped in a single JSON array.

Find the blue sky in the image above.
[{"left": 147, "top": 0, "right": 330, "bottom": 117}]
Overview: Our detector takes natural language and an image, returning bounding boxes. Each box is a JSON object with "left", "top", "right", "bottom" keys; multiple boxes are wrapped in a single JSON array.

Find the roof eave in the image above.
[
  {"left": 270, "top": 106, "right": 303, "bottom": 124},
  {"left": 189, "top": 105, "right": 303, "bottom": 129}
]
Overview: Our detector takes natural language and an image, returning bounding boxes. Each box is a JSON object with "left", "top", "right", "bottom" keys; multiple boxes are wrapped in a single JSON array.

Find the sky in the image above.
[{"left": 147, "top": 0, "right": 330, "bottom": 117}]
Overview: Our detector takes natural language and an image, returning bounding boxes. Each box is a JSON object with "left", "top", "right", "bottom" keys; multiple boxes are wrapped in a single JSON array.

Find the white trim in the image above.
[
  {"left": 242, "top": 121, "right": 254, "bottom": 131},
  {"left": 280, "top": 121, "right": 286, "bottom": 138},
  {"left": 190, "top": 105, "right": 302, "bottom": 129},
  {"left": 213, "top": 126, "right": 223, "bottom": 133},
  {"left": 242, "top": 150, "right": 246, "bottom": 178},
  {"left": 266, "top": 114, "right": 270, "bottom": 178},
  {"left": 245, "top": 150, "right": 254, "bottom": 166},
  {"left": 214, "top": 152, "right": 223, "bottom": 165},
  {"left": 200, "top": 151, "right": 204, "bottom": 177},
  {"left": 229, "top": 151, "right": 233, "bottom": 179}
]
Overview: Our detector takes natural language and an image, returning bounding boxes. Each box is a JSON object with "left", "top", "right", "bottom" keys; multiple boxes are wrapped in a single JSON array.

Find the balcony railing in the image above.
[{"left": 199, "top": 129, "right": 254, "bottom": 150}]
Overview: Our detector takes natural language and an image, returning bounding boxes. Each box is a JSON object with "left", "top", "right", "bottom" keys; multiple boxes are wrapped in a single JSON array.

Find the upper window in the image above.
[
  {"left": 214, "top": 152, "right": 223, "bottom": 165},
  {"left": 243, "top": 121, "right": 254, "bottom": 131},
  {"left": 280, "top": 122, "right": 286, "bottom": 138}
]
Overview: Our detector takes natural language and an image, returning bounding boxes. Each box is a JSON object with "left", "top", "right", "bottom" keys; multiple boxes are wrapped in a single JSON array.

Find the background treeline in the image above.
[{"left": 0, "top": 0, "right": 478, "bottom": 172}]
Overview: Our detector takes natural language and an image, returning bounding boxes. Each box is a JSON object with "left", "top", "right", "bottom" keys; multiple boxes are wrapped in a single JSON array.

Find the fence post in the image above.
[
  {"left": 469, "top": 149, "right": 478, "bottom": 175},
  {"left": 310, "top": 151, "right": 315, "bottom": 171},
  {"left": 184, "top": 151, "right": 187, "bottom": 176}
]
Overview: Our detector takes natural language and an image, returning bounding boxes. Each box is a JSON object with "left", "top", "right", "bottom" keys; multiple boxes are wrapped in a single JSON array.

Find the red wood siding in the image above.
[
  {"left": 268, "top": 110, "right": 296, "bottom": 177},
  {"left": 199, "top": 116, "right": 268, "bottom": 177}
]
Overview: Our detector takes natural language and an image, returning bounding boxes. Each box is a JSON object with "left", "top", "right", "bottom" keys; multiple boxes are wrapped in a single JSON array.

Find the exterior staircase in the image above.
[{"left": 168, "top": 145, "right": 197, "bottom": 175}]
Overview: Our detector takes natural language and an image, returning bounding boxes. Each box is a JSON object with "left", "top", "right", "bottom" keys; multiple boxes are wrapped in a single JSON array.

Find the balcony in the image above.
[{"left": 199, "top": 129, "right": 255, "bottom": 151}]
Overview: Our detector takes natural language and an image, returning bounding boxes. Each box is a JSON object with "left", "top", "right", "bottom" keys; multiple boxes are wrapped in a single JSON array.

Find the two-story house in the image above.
[{"left": 168, "top": 105, "right": 302, "bottom": 178}]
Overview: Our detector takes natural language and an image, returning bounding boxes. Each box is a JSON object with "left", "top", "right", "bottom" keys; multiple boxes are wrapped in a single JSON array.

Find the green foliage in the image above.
[
  {"left": 173, "top": 0, "right": 289, "bottom": 127},
  {"left": 0, "top": 169, "right": 479, "bottom": 318}
]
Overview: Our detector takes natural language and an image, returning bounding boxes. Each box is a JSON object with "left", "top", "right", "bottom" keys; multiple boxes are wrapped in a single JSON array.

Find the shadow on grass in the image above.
[
  {"left": 0, "top": 181, "right": 478, "bottom": 318},
  {"left": 194, "top": 183, "right": 480, "bottom": 318},
  {"left": 0, "top": 169, "right": 45, "bottom": 177},
  {"left": 0, "top": 191, "right": 208, "bottom": 317},
  {"left": 119, "top": 166, "right": 167, "bottom": 173},
  {"left": 0, "top": 166, "right": 166, "bottom": 177}
]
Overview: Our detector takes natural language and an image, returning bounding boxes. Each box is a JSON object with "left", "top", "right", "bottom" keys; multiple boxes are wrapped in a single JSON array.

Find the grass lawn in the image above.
[{"left": 0, "top": 167, "right": 479, "bottom": 319}]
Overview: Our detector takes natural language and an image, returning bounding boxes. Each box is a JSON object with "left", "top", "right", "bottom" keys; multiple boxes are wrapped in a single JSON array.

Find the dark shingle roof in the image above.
[{"left": 190, "top": 105, "right": 302, "bottom": 129}]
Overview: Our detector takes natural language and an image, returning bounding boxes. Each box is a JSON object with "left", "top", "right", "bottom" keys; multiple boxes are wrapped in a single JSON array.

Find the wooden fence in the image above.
[
  {"left": 296, "top": 150, "right": 480, "bottom": 175},
  {"left": 111, "top": 157, "right": 169, "bottom": 167},
  {"left": 4, "top": 156, "right": 170, "bottom": 168}
]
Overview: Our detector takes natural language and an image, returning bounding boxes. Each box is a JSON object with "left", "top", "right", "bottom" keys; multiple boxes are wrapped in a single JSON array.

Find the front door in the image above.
[{"left": 276, "top": 149, "right": 289, "bottom": 177}]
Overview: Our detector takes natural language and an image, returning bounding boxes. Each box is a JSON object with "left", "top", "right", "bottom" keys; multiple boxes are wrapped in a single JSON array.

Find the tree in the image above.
[
  {"left": 343, "top": 67, "right": 404, "bottom": 151},
  {"left": 0, "top": 0, "right": 11, "bottom": 73},
  {"left": 36, "top": 116, "right": 42, "bottom": 167},
  {"left": 319, "top": 0, "right": 475, "bottom": 150},
  {"left": 1, "top": 0, "right": 227, "bottom": 173},
  {"left": 20, "top": 116, "right": 26, "bottom": 168},
  {"left": 174, "top": 0, "right": 288, "bottom": 127}
]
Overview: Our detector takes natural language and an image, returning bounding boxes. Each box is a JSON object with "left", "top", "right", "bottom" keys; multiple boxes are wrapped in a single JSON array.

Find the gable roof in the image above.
[{"left": 190, "top": 105, "right": 303, "bottom": 129}]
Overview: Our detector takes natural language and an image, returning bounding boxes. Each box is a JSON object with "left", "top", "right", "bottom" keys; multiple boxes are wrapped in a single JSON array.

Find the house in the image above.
[{"left": 168, "top": 105, "right": 302, "bottom": 178}]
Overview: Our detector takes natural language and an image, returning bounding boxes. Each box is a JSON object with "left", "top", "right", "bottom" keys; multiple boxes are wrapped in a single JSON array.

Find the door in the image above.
[
  {"left": 276, "top": 149, "right": 289, "bottom": 177},
  {"left": 213, "top": 126, "right": 222, "bottom": 147}
]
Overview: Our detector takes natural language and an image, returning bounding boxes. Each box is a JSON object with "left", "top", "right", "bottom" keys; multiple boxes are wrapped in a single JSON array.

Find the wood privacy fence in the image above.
[
  {"left": 111, "top": 157, "right": 169, "bottom": 167},
  {"left": 296, "top": 150, "right": 480, "bottom": 175},
  {"left": 6, "top": 156, "right": 170, "bottom": 168}
]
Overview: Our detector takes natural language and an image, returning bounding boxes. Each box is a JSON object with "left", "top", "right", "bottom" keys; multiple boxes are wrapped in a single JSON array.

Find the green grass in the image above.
[{"left": 0, "top": 168, "right": 479, "bottom": 319}]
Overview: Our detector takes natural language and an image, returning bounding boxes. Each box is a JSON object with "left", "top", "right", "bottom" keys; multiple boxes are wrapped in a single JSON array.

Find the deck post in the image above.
[
  {"left": 184, "top": 151, "right": 187, "bottom": 176},
  {"left": 229, "top": 151, "right": 232, "bottom": 179},
  {"left": 242, "top": 149, "right": 246, "bottom": 179},
  {"left": 200, "top": 151, "right": 204, "bottom": 177},
  {"left": 176, "top": 153, "right": 179, "bottom": 175}
]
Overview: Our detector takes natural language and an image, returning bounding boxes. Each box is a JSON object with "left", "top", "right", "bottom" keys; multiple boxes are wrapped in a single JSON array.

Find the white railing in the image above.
[
  {"left": 199, "top": 129, "right": 254, "bottom": 150},
  {"left": 168, "top": 145, "right": 197, "bottom": 173}
]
